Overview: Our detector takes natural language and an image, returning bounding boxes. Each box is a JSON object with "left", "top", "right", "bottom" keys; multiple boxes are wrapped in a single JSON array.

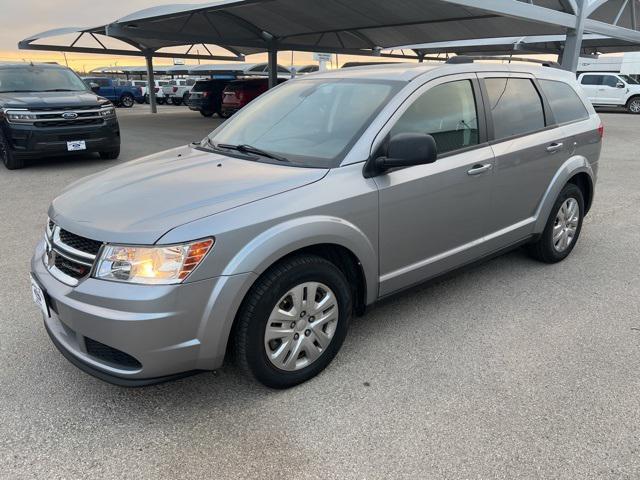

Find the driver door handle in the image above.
[
  {"left": 546, "top": 142, "right": 564, "bottom": 153},
  {"left": 467, "top": 163, "right": 493, "bottom": 175}
]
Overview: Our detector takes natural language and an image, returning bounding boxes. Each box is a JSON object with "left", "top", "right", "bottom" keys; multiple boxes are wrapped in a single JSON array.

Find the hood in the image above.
[
  {"left": 50, "top": 144, "right": 329, "bottom": 244},
  {"left": 0, "top": 90, "right": 105, "bottom": 109}
]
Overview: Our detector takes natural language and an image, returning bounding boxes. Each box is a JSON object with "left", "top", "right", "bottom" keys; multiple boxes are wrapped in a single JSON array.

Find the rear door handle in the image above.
[
  {"left": 546, "top": 142, "right": 564, "bottom": 153},
  {"left": 467, "top": 163, "right": 492, "bottom": 175}
]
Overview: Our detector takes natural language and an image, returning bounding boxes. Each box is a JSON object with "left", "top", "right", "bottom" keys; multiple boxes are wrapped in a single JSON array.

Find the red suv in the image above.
[{"left": 221, "top": 78, "right": 286, "bottom": 117}]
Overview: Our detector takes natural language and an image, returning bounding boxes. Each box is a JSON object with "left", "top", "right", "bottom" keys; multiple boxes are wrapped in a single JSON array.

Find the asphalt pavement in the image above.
[{"left": 1, "top": 105, "right": 639, "bottom": 479}]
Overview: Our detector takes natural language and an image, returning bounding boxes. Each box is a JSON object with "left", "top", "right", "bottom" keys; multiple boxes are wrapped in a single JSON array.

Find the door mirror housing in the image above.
[
  {"left": 616, "top": 81, "right": 626, "bottom": 88},
  {"left": 364, "top": 133, "right": 438, "bottom": 177},
  {"left": 89, "top": 82, "right": 101, "bottom": 94}
]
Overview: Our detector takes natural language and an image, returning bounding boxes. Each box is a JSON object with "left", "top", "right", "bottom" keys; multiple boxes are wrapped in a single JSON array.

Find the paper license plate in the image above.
[
  {"left": 67, "top": 140, "right": 86, "bottom": 151},
  {"left": 30, "top": 275, "right": 50, "bottom": 317}
]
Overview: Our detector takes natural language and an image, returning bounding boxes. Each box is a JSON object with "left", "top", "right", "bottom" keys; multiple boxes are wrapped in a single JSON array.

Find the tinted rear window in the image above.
[
  {"left": 539, "top": 79, "right": 589, "bottom": 125},
  {"left": 581, "top": 75, "right": 603, "bottom": 85},
  {"left": 485, "top": 78, "right": 545, "bottom": 141}
]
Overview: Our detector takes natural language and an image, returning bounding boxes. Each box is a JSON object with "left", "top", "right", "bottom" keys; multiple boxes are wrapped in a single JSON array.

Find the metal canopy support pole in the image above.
[
  {"left": 268, "top": 47, "right": 278, "bottom": 89},
  {"left": 145, "top": 53, "right": 158, "bottom": 114},
  {"left": 561, "top": 0, "right": 586, "bottom": 72}
]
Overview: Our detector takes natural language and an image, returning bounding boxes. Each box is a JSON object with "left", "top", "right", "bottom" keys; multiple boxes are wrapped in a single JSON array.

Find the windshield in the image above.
[
  {"left": 619, "top": 74, "right": 639, "bottom": 85},
  {"left": 0, "top": 66, "right": 88, "bottom": 93},
  {"left": 208, "top": 78, "right": 401, "bottom": 168}
]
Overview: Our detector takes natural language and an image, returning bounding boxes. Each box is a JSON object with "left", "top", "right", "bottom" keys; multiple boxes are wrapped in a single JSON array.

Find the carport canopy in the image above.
[{"left": 19, "top": 0, "right": 640, "bottom": 111}]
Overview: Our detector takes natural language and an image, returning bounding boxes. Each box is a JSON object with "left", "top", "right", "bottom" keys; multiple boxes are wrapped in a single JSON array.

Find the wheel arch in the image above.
[
  {"left": 221, "top": 215, "right": 377, "bottom": 308},
  {"left": 534, "top": 156, "right": 595, "bottom": 233}
]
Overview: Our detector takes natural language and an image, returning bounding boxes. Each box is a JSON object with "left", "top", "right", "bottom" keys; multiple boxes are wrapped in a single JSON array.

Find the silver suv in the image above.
[{"left": 31, "top": 62, "right": 602, "bottom": 388}]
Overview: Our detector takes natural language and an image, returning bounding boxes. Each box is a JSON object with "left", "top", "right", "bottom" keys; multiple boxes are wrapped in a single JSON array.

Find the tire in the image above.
[
  {"left": 219, "top": 111, "right": 231, "bottom": 119},
  {"left": 99, "top": 147, "right": 120, "bottom": 160},
  {"left": 626, "top": 96, "right": 640, "bottom": 114},
  {"left": 527, "top": 183, "right": 584, "bottom": 263},
  {"left": 171, "top": 97, "right": 182, "bottom": 106},
  {"left": 200, "top": 110, "right": 214, "bottom": 117},
  {"left": 0, "top": 131, "right": 24, "bottom": 170},
  {"left": 120, "top": 94, "right": 134, "bottom": 108},
  {"left": 234, "top": 254, "right": 352, "bottom": 389},
  {"left": 144, "top": 94, "right": 149, "bottom": 104},
  {"left": 157, "top": 98, "right": 166, "bottom": 105},
  {"left": 182, "top": 92, "right": 190, "bottom": 104}
]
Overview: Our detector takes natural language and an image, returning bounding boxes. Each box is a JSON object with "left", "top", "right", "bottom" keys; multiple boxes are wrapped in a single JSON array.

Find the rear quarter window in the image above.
[{"left": 539, "top": 79, "right": 589, "bottom": 125}]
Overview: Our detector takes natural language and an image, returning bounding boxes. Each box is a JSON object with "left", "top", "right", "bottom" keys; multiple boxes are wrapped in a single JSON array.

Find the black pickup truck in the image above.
[{"left": 0, "top": 62, "right": 120, "bottom": 169}]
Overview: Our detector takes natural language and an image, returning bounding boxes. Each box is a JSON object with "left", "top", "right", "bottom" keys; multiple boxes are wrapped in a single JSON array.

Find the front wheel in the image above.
[
  {"left": 0, "top": 131, "right": 24, "bottom": 169},
  {"left": 627, "top": 96, "right": 640, "bottom": 114},
  {"left": 527, "top": 183, "right": 584, "bottom": 263},
  {"left": 120, "top": 94, "right": 134, "bottom": 108},
  {"left": 99, "top": 147, "right": 120, "bottom": 160},
  {"left": 234, "top": 255, "right": 352, "bottom": 389}
]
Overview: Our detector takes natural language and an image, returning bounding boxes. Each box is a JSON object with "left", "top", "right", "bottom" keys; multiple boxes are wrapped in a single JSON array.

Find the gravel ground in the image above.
[{"left": 1, "top": 107, "right": 639, "bottom": 479}]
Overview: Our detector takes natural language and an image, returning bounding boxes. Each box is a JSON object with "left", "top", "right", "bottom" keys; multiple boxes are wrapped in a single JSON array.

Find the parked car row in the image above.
[
  {"left": 577, "top": 71, "right": 640, "bottom": 113},
  {"left": 188, "top": 77, "right": 288, "bottom": 118}
]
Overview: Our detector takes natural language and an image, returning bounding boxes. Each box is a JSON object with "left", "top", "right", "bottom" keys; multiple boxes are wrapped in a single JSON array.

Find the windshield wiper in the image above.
[
  {"left": 216, "top": 143, "right": 289, "bottom": 162},
  {"left": 0, "top": 90, "right": 38, "bottom": 93}
]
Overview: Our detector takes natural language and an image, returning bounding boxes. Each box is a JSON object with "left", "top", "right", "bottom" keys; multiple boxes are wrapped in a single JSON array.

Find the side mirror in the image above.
[
  {"left": 89, "top": 82, "right": 100, "bottom": 94},
  {"left": 364, "top": 133, "right": 437, "bottom": 177},
  {"left": 617, "top": 81, "right": 626, "bottom": 88}
]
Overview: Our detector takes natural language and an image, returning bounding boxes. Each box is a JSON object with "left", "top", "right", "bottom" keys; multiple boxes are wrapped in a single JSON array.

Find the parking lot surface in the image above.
[{"left": 1, "top": 107, "right": 639, "bottom": 479}]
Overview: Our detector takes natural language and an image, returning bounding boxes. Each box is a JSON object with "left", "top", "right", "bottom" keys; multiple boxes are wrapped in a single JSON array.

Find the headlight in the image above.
[
  {"left": 6, "top": 111, "right": 38, "bottom": 123},
  {"left": 99, "top": 106, "right": 116, "bottom": 117},
  {"left": 94, "top": 238, "right": 214, "bottom": 285}
]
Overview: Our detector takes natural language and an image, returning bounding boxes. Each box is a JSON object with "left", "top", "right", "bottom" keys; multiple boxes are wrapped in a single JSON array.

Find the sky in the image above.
[{"left": 0, "top": 0, "right": 382, "bottom": 73}]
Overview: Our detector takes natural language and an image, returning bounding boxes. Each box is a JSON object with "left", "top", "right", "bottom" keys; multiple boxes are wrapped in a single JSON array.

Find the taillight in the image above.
[
  {"left": 598, "top": 123, "right": 604, "bottom": 138},
  {"left": 203, "top": 91, "right": 209, "bottom": 98},
  {"left": 172, "top": 86, "right": 178, "bottom": 93}
]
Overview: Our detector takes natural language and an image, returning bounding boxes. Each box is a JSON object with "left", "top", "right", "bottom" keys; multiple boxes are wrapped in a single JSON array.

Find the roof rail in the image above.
[
  {"left": 446, "top": 55, "right": 561, "bottom": 68},
  {"left": 445, "top": 56, "right": 474, "bottom": 64}
]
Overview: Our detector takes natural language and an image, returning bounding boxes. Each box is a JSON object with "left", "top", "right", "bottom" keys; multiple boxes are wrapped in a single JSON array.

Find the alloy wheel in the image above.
[
  {"left": 630, "top": 99, "right": 640, "bottom": 113},
  {"left": 264, "top": 282, "right": 339, "bottom": 372},
  {"left": 553, "top": 197, "right": 579, "bottom": 252}
]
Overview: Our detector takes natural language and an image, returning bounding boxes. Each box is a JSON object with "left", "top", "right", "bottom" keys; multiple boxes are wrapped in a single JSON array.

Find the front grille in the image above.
[
  {"left": 59, "top": 229, "right": 102, "bottom": 256},
  {"left": 54, "top": 253, "right": 92, "bottom": 279},
  {"left": 34, "top": 119, "right": 103, "bottom": 128},
  {"left": 85, "top": 337, "right": 142, "bottom": 370},
  {"left": 45, "top": 222, "right": 102, "bottom": 285}
]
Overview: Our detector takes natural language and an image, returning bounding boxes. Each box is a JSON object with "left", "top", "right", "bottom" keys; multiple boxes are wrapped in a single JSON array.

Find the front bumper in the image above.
[
  {"left": 5, "top": 119, "right": 120, "bottom": 159},
  {"left": 31, "top": 240, "right": 256, "bottom": 386}
]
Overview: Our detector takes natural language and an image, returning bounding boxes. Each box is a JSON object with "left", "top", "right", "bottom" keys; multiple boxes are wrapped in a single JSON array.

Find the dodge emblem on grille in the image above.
[{"left": 62, "top": 112, "right": 78, "bottom": 120}]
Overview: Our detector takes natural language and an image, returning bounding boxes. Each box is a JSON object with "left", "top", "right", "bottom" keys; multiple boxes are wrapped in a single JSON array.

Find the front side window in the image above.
[
  {"left": 209, "top": 78, "right": 401, "bottom": 168},
  {"left": 485, "top": 77, "right": 545, "bottom": 141},
  {"left": 539, "top": 79, "right": 589, "bottom": 125},
  {"left": 390, "top": 80, "right": 479, "bottom": 155},
  {"left": 602, "top": 76, "right": 619, "bottom": 87}
]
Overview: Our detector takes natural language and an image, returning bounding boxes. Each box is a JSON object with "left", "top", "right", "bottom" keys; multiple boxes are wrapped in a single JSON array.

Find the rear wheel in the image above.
[
  {"left": 626, "top": 96, "right": 640, "bottom": 114},
  {"left": 234, "top": 254, "right": 352, "bottom": 388},
  {"left": 120, "top": 93, "right": 134, "bottom": 108},
  {"left": 156, "top": 97, "right": 166, "bottom": 105},
  {"left": 527, "top": 183, "right": 584, "bottom": 263},
  {"left": 171, "top": 97, "right": 182, "bottom": 106},
  {"left": 0, "top": 131, "right": 24, "bottom": 170},
  {"left": 200, "top": 110, "right": 214, "bottom": 117},
  {"left": 144, "top": 94, "right": 149, "bottom": 104}
]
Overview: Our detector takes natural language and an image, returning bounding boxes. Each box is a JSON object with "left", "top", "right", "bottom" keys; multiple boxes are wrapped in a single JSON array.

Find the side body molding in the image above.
[
  {"left": 533, "top": 155, "right": 596, "bottom": 234},
  {"left": 221, "top": 215, "right": 378, "bottom": 305}
]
